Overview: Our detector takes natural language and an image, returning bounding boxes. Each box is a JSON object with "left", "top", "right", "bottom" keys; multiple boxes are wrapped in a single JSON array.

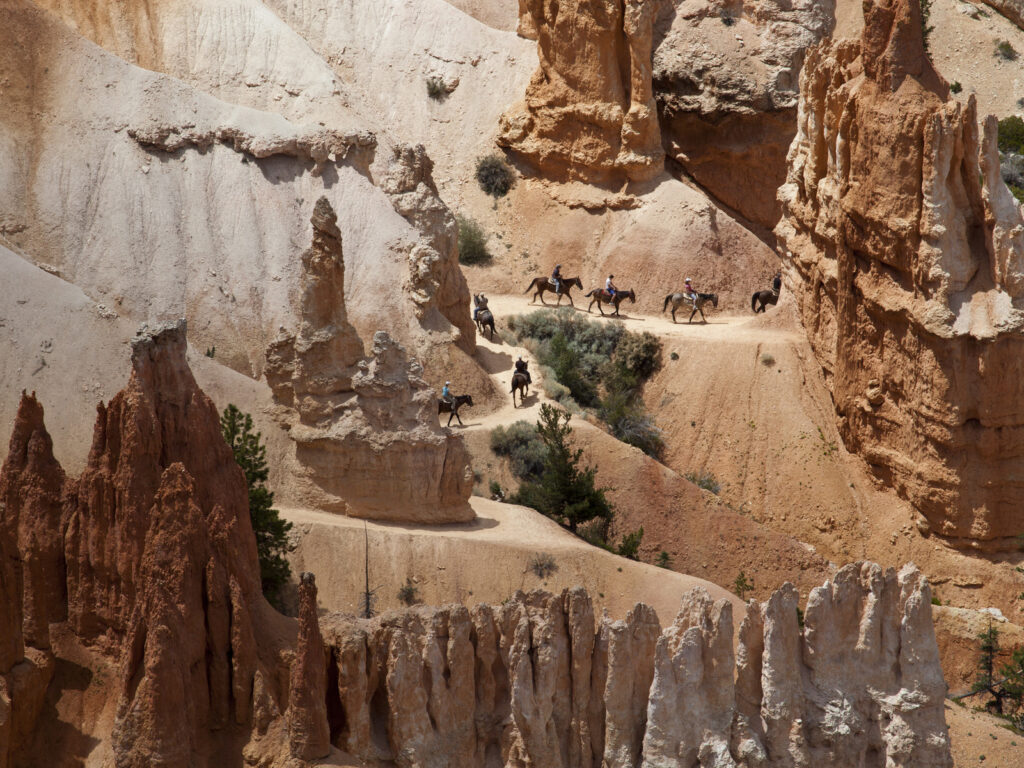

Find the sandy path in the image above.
[{"left": 453, "top": 292, "right": 801, "bottom": 432}]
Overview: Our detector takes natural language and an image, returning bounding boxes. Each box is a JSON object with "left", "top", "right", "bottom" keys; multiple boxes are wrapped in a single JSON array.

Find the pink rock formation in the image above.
[
  {"left": 320, "top": 566, "right": 951, "bottom": 767},
  {"left": 776, "top": 0, "right": 1024, "bottom": 548},
  {"left": 267, "top": 197, "right": 474, "bottom": 522},
  {"left": 501, "top": 0, "right": 664, "bottom": 183}
]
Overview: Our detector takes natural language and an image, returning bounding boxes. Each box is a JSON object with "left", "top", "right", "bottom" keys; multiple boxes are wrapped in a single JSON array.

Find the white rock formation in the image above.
[{"left": 319, "top": 563, "right": 951, "bottom": 767}]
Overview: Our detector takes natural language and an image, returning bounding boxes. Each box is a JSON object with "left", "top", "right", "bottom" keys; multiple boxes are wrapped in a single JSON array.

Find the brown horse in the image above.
[
  {"left": 663, "top": 292, "right": 719, "bottom": 324},
  {"left": 523, "top": 275, "right": 584, "bottom": 306},
  {"left": 438, "top": 394, "right": 474, "bottom": 426},
  {"left": 751, "top": 288, "right": 779, "bottom": 313},
  {"left": 585, "top": 288, "right": 636, "bottom": 317},
  {"left": 511, "top": 372, "right": 530, "bottom": 407}
]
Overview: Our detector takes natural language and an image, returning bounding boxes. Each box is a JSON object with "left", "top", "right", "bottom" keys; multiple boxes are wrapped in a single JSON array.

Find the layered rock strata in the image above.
[
  {"left": 319, "top": 563, "right": 950, "bottom": 767},
  {"left": 653, "top": 0, "right": 835, "bottom": 226},
  {"left": 266, "top": 197, "right": 474, "bottom": 522},
  {"left": 776, "top": 0, "right": 1024, "bottom": 547},
  {"left": 0, "top": 322, "right": 325, "bottom": 768},
  {"left": 501, "top": 0, "right": 665, "bottom": 183}
]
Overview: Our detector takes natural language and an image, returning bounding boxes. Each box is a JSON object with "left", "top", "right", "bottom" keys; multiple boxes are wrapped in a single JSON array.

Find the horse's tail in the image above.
[
  {"left": 751, "top": 292, "right": 758, "bottom": 312},
  {"left": 663, "top": 294, "right": 673, "bottom": 313},
  {"left": 585, "top": 289, "right": 595, "bottom": 297},
  {"left": 523, "top": 278, "right": 537, "bottom": 294}
]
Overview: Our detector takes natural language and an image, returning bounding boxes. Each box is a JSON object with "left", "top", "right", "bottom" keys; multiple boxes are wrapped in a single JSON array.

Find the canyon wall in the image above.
[
  {"left": 775, "top": 0, "right": 1024, "bottom": 548},
  {"left": 265, "top": 197, "right": 474, "bottom": 522},
  {"left": 317, "top": 565, "right": 950, "bottom": 768},
  {"left": 0, "top": 321, "right": 953, "bottom": 767},
  {"left": 500, "top": 0, "right": 665, "bottom": 184},
  {"left": 653, "top": 0, "right": 835, "bottom": 226}
]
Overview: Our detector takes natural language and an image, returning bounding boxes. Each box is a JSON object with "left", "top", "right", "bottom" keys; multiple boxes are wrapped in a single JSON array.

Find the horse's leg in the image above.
[
  {"left": 448, "top": 411, "right": 454, "bottom": 426},
  {"left": 689, "top": 307, "right": 697, "bottom": 323},
  {"left": 567, "top": 291, "right": 574, "bottom": 307},
  {"left": 671, "top": 306, "right": 677, "bottom": 323},
  {"left": 700, "top": 308, "right": 707, "bottom": 324}
]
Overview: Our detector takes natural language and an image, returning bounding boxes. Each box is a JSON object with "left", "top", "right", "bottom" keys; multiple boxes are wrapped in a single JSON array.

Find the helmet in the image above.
[
  {"left": 445, "top": 381, "right": 450, "bottom": 385},
  {"left": 685, "top": 277, "right": 692, "bottom": 283},
  {"left": 556, "top": 264, "right": 562, "bottom": 268}
]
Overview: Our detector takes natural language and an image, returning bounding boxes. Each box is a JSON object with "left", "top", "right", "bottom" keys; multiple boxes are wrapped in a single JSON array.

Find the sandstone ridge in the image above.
[
  {"left": 776, "top": 0, "right": 1024, "bottom": 547},
  {"left": 266, "top": 197, "right": 474, "bottom": 522},
  {"left": 318, "top": 564, "right": 950, "bottom": 767}
]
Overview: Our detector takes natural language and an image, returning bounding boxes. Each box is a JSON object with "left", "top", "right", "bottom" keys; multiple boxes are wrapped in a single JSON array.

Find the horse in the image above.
[
  {"left": 523, "top": 275, "right": 584, "bottom": 306},
  {"left": 473, "top": 294, "right": 496, "bottom": 339},
  {"left": 438, "top": 394, "right": 474, "bottom": 426},
  {"left": 585, "top": 288, "right": 636, "bottom": 317},
  {"left": 751, "top": 288, "right": 779, "bottom": 313},
  {"left": 511, "top": 372, "right": 530, "bottom": 408},
  {"left": 663, "top": 292, "right": 719, "bottom": 324}
]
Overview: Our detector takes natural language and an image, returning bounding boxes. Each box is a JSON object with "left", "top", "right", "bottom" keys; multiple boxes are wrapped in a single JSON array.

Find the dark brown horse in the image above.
[
  {"left": 474, "top": 294, "right": 496, "bottom": 339},
  {"left": 523, "top": 275, "right": 584, "bottom": 306},
  {"left": 438, "top": 394, "right": 474, "bottom": 426},
  {"left": 751, "top": 288, "right": 779, "bottom": 313},
  {"left": 511, "top": 372, "right": 530, "bottom": 407},
  {"left": 585, "top": 288, "right": 636, "bottom": 317}
]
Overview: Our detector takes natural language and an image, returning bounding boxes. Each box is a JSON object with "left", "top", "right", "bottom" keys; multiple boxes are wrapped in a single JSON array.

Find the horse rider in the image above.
[
  {"left": 684, "top": 277, "right": 698, "bottom": 307},
  {"left": 551, "top": 264, "right": 563, "bottom": 295},
  {"left": 514, "top": 356, "right": 532, "bottom": 385},
  {"left": 772, "top": 271, "right": 782, "bottom": 294},
  {"left": 605, "top": 274, "right": 618, "bottom": 300},
  {"left": 473, "top": 293, "right": 489, "bottom": 323},
  {"left": 441, "top": 380, "right": 454, "bottom": 405}
]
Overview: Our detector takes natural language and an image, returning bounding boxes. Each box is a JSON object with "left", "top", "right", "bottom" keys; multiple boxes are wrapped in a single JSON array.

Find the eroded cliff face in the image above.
[
  {"left": 653, "top": 0, "right": 835, "bottom": 226},
  {"left": 319, "top": 564, "right": 950, "bottom": 768},
  {"left": 776, "top": 0, "right": 1024, "bottom": 548},
  {"left": 500, "top": 0, "right": 665, "bottom": 184},
  {"left": 0, "top": 322, "right": 327, "bottom": 768},
  {"left": 266, "top": 197, "right": 474, "bottom": 523}
]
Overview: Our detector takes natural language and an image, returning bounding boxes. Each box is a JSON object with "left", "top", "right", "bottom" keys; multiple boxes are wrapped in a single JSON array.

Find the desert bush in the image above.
[
  {"left": 490, "top": 421, "right": 547, "bottom": 480},
  {"left": 670, "top": 351, "right": 679, "bottom": 361},
  {"left": 476, "top": 154, "right": 515, "bottom": 198},
  {"left": 457, "top": 214, "right": 491, "bottom": 265},
  {"left": 997, "top": 40, "right": 1019, "bottom": 61},
  {"left": 685, "top": 470, "right": 721, "bottom": 495},
  {"left": 397, "top": 578, "right": 420, "bottom": 606},
  {"left": 950, "top": 81, "right": 962, "bottom": 94},
  {"left": 598, "top": 388, "right": 664, "bottom": 458},
  {"left": 528, "top": 552, "right": 558, "bottom": 579},
  {"left": 611, "top": 331, "right": 662, "bottom": 380},
  {"left": 426, "top": 76, "right": 447, "bottom": 100},
  {"left": 760, "top": 353, "right": 776, "bottom": 367}
]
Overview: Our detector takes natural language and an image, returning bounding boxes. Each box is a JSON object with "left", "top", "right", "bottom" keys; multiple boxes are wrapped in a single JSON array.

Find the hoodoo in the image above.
[{"left": 776, "top": 0, "right": 1024, "bottom": 547}]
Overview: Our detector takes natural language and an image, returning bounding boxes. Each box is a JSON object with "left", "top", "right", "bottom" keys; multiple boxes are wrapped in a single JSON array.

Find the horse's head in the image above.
[
  {"left": 462, "top": 395, "right": 474, "bottom": 407},
  {"left": 473, "top": 294, "right": 481, "bottom": 306},
  {"left": 627, "top": 290, "right": 636, "bottom": 303},
  {"left": 572, "top": 277, "right": 583, "bottom": 288},
  {"left": 711, "top": 293, "right": 719, "bottom": 308}
]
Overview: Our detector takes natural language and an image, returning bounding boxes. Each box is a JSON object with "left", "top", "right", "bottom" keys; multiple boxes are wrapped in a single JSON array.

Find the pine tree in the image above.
[
  {"left": 513, "top": 404, "right": 613, "bottom": 535},
  {"left": 220, "top": 404, "right": 292, "bottom": 603},
  {"left": 973, "top": 620, "right": 1007, "bottom": 714}
]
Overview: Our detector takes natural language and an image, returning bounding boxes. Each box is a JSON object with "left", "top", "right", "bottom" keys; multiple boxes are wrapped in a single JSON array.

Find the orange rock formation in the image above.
[
  {"left": 501, "top": 0, "right": 665, "bottom": 183},
  {"left": 776, "top": 0, "right": 1024, "bottom": 548}
]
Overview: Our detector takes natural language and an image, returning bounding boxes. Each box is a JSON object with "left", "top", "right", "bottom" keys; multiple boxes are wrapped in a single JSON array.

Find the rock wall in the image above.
[
  {"left": 775, "top": 0, "right": 1024, "bottom": 548},
  {"left": 0, "top": 322, "right": 325, "bottom": 768},
  {"left": 653, "top": 0, "right": 835, "bottom": 227},
  {"left": 266, "top": 197, "right": 474, "bottom": 522},
  {"left": 319, "top": 564, "right": 951, "bottom": 768},
  {"left": 500, "top": 0, "right": 665, "bottom": 184}
]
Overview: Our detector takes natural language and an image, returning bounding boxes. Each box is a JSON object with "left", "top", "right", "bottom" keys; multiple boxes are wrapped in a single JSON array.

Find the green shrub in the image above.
[
  {"left": 950, "top": 81, "right": 962, "bottom": 94},
  {"left": 1010, "top": 185, "right": 1024, "bottom": 204},
  {"left": 490, "top": 421, "right": 547, "bottom": 480},
  {"left": 598, "top": 388, "right": 664, "bottom": 459},
  {"left": 457, "top": 214, "right": 491, "bottom": 265},
  {"left": 733, "top": 571, "right": 754, "bottom": 600},
  {"left": 656, "top": 550, "right": 672, "bottom": 568},
  {"left": 999, "top": 116, "right": 1024, "bottom": 154},
  {"left": 685, "top": 470, "right": 721, "bottom": 495},
  {"left": 670, "top": 351, "right": 679, "bottom": 361},
  {"left": 512, "top": 404, "right": 614, "bottom": 535},
  {"left": 611, "top": 331, "right": 662, "bottom": 381},
  {"left": 616, "top": 527, "right": 644, "bottom": 560},
  {"left": 397, "top": 577, "right": 420, "bottom": 606},
  {"left": 221, "top": 405, "right": 292, "bottom": 605},
  {"left": 476, "top": 154, "right": 515, "bottom": 198},
  {"left": 920, "top": 0, "right": 934, "bottom": 50},
  {"left": 997, "top": 40, "right": 1018, "bottom": 61}
]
